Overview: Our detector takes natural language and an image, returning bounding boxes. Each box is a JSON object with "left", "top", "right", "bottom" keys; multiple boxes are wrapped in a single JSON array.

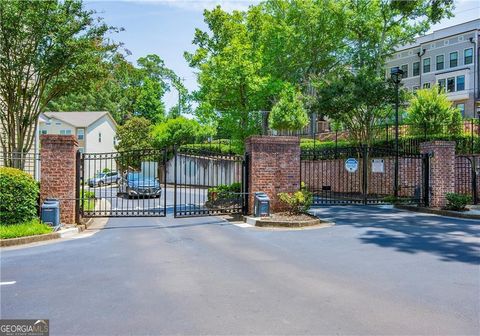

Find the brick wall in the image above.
[
  {"left": 40, "top": 135, "right": 78, "bottom": 224},
  {"left": 301, "top": 156, "right": 423, "bottom": 198},
  {"left": 420, "top": 141, "right": 456, "bottom": 208},
  {"left": 245, "top": 136, "right": 300, "bottom": 213}
]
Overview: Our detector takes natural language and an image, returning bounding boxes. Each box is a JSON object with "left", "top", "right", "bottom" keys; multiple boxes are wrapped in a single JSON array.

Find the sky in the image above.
[{"left": 84, "top": 0, "right": 480, "bottom": 110}]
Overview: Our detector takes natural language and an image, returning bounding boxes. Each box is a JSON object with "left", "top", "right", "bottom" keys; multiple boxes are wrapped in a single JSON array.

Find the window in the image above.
[
  {"left": 46, "top": 121, "right": 51, "bottom": 126},
  {"left": 423, "top": 82, "right": 431, "bottom": 89},
  {"left": 457, "top": 103, "right": 465, "bottom": 117},
  {"left": 438, "top": 79, "right": 446, "bottom": 91},
  {"left": 78, "top": 147, "right": 84, "bottom": 154},
  {"left": 413, "top": 86, "right": 420, "bottom": 92},
  {"left": 55, "top": 121, "right": 61, "bottom": 126},
  {"left": 40, "top": 130, "right": 47, "bottom": 135},
  {"left": 456, "top": 75, "right": 465, "bottom": 91},
  {"left": 77, "top": 129, "right": 84, "bottom": 140},
  {"left": 436, "top": 55, "right": 444, "bottom": 70},
  {"left": 413, "top": 62, "right": 420, "bottom": 76},
  {"left": 401, "top": 64, "right": 408, "bottom": 78},
  {"left": 98, "top": 132, "right": 102, "bottom": 143},
  {"left": 447, "top": 77, "right": 455, "bottom": 92},
  {"left": 423, "top": 58, "right": 430, "bottom": 73},
  {"left": 464, "top": 48, "right": 473, "bottom": 64},
  {"left": 60, "top": 129, "right": 72, "bottom": 135},
  {"left": 449, "top": 51, "right": 458, "bottom": 67}
]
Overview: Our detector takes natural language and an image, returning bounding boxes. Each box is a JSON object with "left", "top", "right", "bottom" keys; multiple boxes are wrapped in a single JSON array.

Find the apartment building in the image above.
[
  {"left": 386, "top": 19, "right": 479, "bottom": 118},
  {"left": 39, "top": 111, "right": 117, "bottom": 153}
]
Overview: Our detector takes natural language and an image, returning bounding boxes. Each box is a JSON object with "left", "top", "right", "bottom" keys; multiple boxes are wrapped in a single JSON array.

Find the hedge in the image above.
[{"left": 0, "top": 167, "right": 39, "bottom": 225}]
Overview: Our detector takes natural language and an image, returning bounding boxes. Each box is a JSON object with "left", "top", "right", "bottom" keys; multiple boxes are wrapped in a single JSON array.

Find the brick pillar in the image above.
[
  {"left": 40, "top": 135, "right": 78, "bottom": 224},
  {"left": 245, "top": 136, "right": 300, "bottom": 214},
  {"left": 420, "top": 141, "right": 455, "bottom": 208}
]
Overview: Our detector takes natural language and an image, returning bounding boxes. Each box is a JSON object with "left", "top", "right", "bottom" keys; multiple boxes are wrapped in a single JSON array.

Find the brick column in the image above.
[
  {"left": 40, "top": 135, "right": 78, "bottom": 224},
  {"left": 245, "top": 136, "right": 300, "bottom": 213},
  {"left": 420, "top": 141, "right": 455, "bottom": 208}
]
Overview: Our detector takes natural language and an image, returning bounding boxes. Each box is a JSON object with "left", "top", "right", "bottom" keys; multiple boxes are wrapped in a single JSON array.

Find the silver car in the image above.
[
  {"left": 88, "top": 171, "right": 120, "bottom": 187},
  {"left": 119, "top": 172, "right": 162, "bottom": 198}
]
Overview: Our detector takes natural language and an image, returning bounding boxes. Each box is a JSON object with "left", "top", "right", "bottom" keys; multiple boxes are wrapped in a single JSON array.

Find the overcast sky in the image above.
[{"left": 85, "top": 0, "right": 480, "bottom": 110}]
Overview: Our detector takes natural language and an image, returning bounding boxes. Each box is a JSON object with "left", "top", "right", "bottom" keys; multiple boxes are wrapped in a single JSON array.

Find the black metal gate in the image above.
[
  {"left": 300, "top": 145, "right": 429, "bottom": 206},
  {"left": 173, "top": 147, "right": 247, "bottom": 217},
  {"left": 79, "top": 149, "right": 167, "bottom": 217},
  {"left": 455, "top": 155, "right": 479, "bottom": 204}
]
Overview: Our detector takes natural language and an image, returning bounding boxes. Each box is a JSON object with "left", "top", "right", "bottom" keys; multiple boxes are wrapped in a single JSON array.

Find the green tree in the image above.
[
  {"left": 0, "top": 0, "right": 117, "bottom": 160},
  {"left": 185, "top": 7, "right": 276, "bottom": 141},
  {"left": 406, "top": 86, "right": 461, "bottom": 136},
  {"left": 269, "top": 87, "right": 308, "bottom": 131},
  {"left": 317, "top": 68, "right": 395, "bottom": 145},
  {"left": 314, "top": 0, "right": 452, "bottom": 143},
  {"left": 151, "top": 117, "right": 215, "bottom": 149},
  {"left": 115, "top": 117, "right": 154, "bottom": 152},
  {"left": 48, "top": 53, "right": 185, "bottom": 124}
]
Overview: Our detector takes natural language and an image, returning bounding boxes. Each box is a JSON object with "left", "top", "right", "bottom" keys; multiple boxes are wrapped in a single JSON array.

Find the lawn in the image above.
[{"left": 0, "top": 219, "right": 53, "bottom": 239}]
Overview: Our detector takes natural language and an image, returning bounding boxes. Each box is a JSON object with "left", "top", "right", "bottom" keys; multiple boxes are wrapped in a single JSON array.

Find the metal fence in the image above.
[{"left": 0, "top": 151, "right": 41, "bottom": 180}]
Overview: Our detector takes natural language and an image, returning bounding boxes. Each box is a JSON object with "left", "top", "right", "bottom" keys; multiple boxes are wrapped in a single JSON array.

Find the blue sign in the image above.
[{"left": 345, "top": 158, "right": 358, "bottom": 173}]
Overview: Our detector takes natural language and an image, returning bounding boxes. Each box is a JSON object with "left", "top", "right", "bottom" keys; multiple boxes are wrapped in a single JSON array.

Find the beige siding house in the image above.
[{"left": 39, "top": 111, "right": 117, "bottom": 154}]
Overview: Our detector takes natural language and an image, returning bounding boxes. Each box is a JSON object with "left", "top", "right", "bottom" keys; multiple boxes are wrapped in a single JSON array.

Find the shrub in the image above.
[
  {"left": 0, "top": 167, "right": 39, "bottom": 225},
  {"left": 206, "top": 182, "right": 242, "bottom": 208},
  {"left": 269, "top": 86, "right": 309, "bottom": 131},
  {"left": 277, "top": 183, "right": 313, "bottom": 215},
  {"left": 445, "top": 193, "right": 471, "bottom": 211},
  {"left": 406, "top": 86, "right": 461, "bottom": 136}
]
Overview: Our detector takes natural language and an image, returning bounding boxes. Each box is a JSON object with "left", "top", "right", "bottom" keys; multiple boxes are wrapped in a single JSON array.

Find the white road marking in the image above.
[{"left": 0, "top": 281, "right": 16, "bottom": 286}]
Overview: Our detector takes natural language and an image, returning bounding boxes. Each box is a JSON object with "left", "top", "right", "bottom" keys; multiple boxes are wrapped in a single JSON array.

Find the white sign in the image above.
[
  {"left": 371, "top": 159, "right": 384, "bottom": 173},
  {"left": 344, "top": 158, "right": 358, "bottom": 173}
]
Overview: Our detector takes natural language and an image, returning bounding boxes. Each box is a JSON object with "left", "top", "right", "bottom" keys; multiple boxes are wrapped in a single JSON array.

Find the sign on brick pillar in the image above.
[
  {"left": 40, "top": 135, "right": 79, "bottom": 224},
  {"left": 420, "top": 141, "right": 456, "bottom": 208},
  {"left": 245, "top": 136, "right": 300, "bottom": 214}
]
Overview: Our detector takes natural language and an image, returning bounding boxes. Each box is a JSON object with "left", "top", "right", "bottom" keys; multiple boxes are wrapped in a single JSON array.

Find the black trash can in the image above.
[
  {"left": 41, "top": 198, "right": 60, "bottom": 227},
  {"left": 254, "top": 192, "right": 270, "bottom": 217}
]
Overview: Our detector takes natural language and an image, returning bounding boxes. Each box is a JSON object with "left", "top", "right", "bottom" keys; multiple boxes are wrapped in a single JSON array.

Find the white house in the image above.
[{"left": 38, "top": 111, "right": 117, "bottom": 154}]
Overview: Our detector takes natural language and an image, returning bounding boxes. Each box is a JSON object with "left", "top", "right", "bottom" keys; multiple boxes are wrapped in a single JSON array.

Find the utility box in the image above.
[
  {"left": 41, "top": 198, "right": 60, "bottom": 227},
  {"left": 254, "top": 192, "right": 270, "bottom": 217}
]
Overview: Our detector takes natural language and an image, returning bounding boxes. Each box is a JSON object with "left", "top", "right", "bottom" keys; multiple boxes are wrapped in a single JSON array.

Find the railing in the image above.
[{"left": 0, "top": 151, "right": 41, "bottom": 180}]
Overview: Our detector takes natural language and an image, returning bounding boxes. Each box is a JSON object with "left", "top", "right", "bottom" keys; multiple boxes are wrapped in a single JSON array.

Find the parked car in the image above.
[
  {"left": 119, "top": 172, "right": 162, "bottom": 198},
  {"left": 88, "top": 171, "right": 120, "bottom": 187}
]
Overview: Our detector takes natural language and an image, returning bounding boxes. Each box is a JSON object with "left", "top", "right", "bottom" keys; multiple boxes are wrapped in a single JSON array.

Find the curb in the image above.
[
  {"left": 395, "top": 204, "right": 480, "bottom": 220},
  {"left": 0, "top": 232, "right": 61, "bottom": 247},
  {"left": 244, "top": 215, "right": 334, "bottom": 228},
  {"left": 0, "top": 226, "right": 83, "bottom": 247}
]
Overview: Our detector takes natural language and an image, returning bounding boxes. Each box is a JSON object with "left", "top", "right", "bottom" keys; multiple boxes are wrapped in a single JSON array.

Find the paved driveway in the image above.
[{"left": 1, "top": 206, "right": 479, "bottom": 335}]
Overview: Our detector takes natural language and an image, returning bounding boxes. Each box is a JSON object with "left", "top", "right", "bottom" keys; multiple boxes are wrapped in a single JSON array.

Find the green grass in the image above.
[
  {"left": 83, "top": 198, "right": 96, "bottom": 211},
  {"left": 0, "top": 219, "right": 53, "bottom": 239}
]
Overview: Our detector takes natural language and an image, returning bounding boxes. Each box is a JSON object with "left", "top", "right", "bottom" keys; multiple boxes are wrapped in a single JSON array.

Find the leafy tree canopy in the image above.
[
  {"left": 151, "top": 116, "right": 215, "bottom": 149},
  {"left": 115, "top": 117, "right": 154, "bottom": 152},
  {"left": 0, "top": 0, "right": 118, "bottom": 155}
]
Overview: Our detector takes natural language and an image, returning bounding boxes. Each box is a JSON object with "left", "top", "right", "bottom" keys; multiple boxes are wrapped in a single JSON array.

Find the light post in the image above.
[{"left": 391, "top": 67, "right": 404, "bottom": 199}]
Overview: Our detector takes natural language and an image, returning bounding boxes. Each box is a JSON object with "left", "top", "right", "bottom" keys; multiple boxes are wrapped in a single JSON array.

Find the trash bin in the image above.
[
  {"left": 41, "top": 198, "right": 60, "bottom": 227},
  {"left": 254, "top": 192, "right": 270, "bottom": 217}
]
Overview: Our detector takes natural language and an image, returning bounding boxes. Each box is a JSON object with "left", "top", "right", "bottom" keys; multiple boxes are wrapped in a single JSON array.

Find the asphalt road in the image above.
[
  {"left": 87, "top": 185, "right": 208, "bottom": 215},
  {"left": 1, "top": 206, "right": 479, "bottom": 335}
]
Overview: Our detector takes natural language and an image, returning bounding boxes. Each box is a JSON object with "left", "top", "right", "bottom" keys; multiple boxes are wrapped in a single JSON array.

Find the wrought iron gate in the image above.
[
  {"left": 173, "top": 147, "right": 247, "bottom": 217},
  {"left": 300, "top": 145, "right": 429, "bottom": 206},
  {"left": 455, "top": 155, "right": 479, "bottom": 204},
  {"left": 79, "top": 149, "right": 167, "bottom": 217}
]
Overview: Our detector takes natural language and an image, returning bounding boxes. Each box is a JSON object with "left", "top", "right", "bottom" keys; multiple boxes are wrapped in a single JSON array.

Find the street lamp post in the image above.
[{"left": 391, "top": 67, "right": 404, "bottom": 199}]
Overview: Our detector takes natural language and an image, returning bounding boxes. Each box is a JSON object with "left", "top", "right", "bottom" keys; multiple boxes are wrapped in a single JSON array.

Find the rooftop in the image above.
[{"left": 41, "top": 111, "right": 115, "bottom": 128}]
